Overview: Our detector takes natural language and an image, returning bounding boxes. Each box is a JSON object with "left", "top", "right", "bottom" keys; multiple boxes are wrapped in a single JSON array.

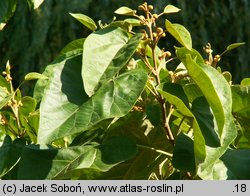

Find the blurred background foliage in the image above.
[{"left": 0, "top": 0, "right": 249, "bottom": 95}]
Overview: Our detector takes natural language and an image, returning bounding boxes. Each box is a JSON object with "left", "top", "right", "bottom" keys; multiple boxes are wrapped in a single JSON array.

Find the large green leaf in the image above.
[
  {"left": 103, "top": 113, "right": 172, "bottom": 180},
  {"left": 173, "top": 134, "right": 250, "bottom": 179},
  {"left": 33, "top": 50, "right": 83, "bottom": 102},
  {"left": 191, "top": 97, "right": 220, "bottom": 147},
  {"left": 0, "top": 136, "right": 26, "bottom": 178},
  {"left": 166, "top": 20, "right": 192, "bottom": 50},
  {"left": 220, "top": 149, "right": 250, "bottom": 179},
  {"left": 17, "top": 136, "right": 137, "bottom": 179},
  {"left": 157, "top": 83, "right": 206, "bottom": 166},
  {"left": 190, "top": 97, "right": 240, "bottom": 178},
  {"left": 176, "top": 48, "right": 237, "bottom": 178},
  {"left": 176, "top": 48, "right": 236, "bottom": 143},
  {"left": 38, "top": 53, "right": 147, "bottom": 144},
  {"left": 67, "top": 112, "right": 158, "bottom": 180},
  {"left": 0, "top": 0, "right": 17, "bottom": 30},
  {"left": 82, "top": 26, "right": 130, "bottom": 97},
  {"left": 98, "top": 33, "right": 142, "bottom": 86},
  {"left": 17, "top": 144, "right": 97, "bottom": 179},
  {"left": 100, "top": 136, "right": 137, "bottom": 164},
  {"left": 172, "top": 133, "right": 196, "bottom": 174},
  {"left": 183, "top": 83, "right": 203, "bottom": 103}
]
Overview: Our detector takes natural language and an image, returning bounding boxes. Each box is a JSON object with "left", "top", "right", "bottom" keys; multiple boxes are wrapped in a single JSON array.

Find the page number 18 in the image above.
[{"left": 234, "top": 184, "right": 247, "bottom": 193}]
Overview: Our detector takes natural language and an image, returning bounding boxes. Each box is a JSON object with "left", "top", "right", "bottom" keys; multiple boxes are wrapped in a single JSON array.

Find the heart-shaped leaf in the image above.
[
  {"left": 82, "top": 27, "right": 141, "bottom": 97},
  {"left": 38, "top": 53, "right": 147, "bottom": 144},
  {"left": 17, "top": 136, "right": 137, "bottom": 179}
]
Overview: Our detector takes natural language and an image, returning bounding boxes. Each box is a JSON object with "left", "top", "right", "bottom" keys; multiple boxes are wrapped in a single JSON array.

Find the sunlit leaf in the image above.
[
  {"left": 114, "top": 7, "right": 136, "bottom": 16},
  {"left": 226, "top": 42, "right": 245, "bottom": 52},
  {"left": 24, "top": 72, "right": 48, "bottom": 81},
  {"left": 27, "top": 0, "right": 44, "bottom": 9},
  {"left": 82, "top": 27, "right": 141, "bottom": 96},
  {"left": 38, "top": 53, "right": 147, "bottom": 144},
  {"left": 240, "top": 78, "right": 250, "bottom": 86},
  {"left": 222, "top": 71, "right": 232, "bottom": 83},
  {"left": 176, "top": 48, "right": 236, "bottom": 142},
  {"left": 124, "top": 18, "right": 141, "bottom": 26},
  {"left": 166, "top": 20, "right": 192, "bottom": 50},
  {"left": 163, "top": 5, "right": 181, "bottom": 14},
  {"left": 69, "top": 13, "right": 97, "bottom": 31}
]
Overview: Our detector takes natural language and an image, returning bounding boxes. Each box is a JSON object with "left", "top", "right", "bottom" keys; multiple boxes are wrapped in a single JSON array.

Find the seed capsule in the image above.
[
  {"left": 153, "top": 14, "right": 159, "bottom": 19},
  {"left": 148, "top": 5, "right": 154, "bottom": 11},
  {"left": 165, "top": 51, "right": 171, "bottom": 58},
  {"left": 138, "top": 5, "right": 144, "bottom": 11},
  {"left": 156, "top": 27, "right": 164, "bottom": 34},
  {"left": 214, "top": 55, "right": 221, "bottom": 62},
  {"left": 139, "top": 15, "right": 145, "bottom": 20}
]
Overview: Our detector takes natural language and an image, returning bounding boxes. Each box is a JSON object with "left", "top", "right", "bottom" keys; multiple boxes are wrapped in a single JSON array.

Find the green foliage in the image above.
[
  {"left": 0, "top": 1, "right": 250, "bottom": 180},
  {"left": 69, "top": 13, "right": 97, "bottom": 31},
  {"left": 0, "top": 0, "right": 17, "bottom": 30},
  {"left": 0, "top": 0, "right": 44, "bottom": 30}
]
